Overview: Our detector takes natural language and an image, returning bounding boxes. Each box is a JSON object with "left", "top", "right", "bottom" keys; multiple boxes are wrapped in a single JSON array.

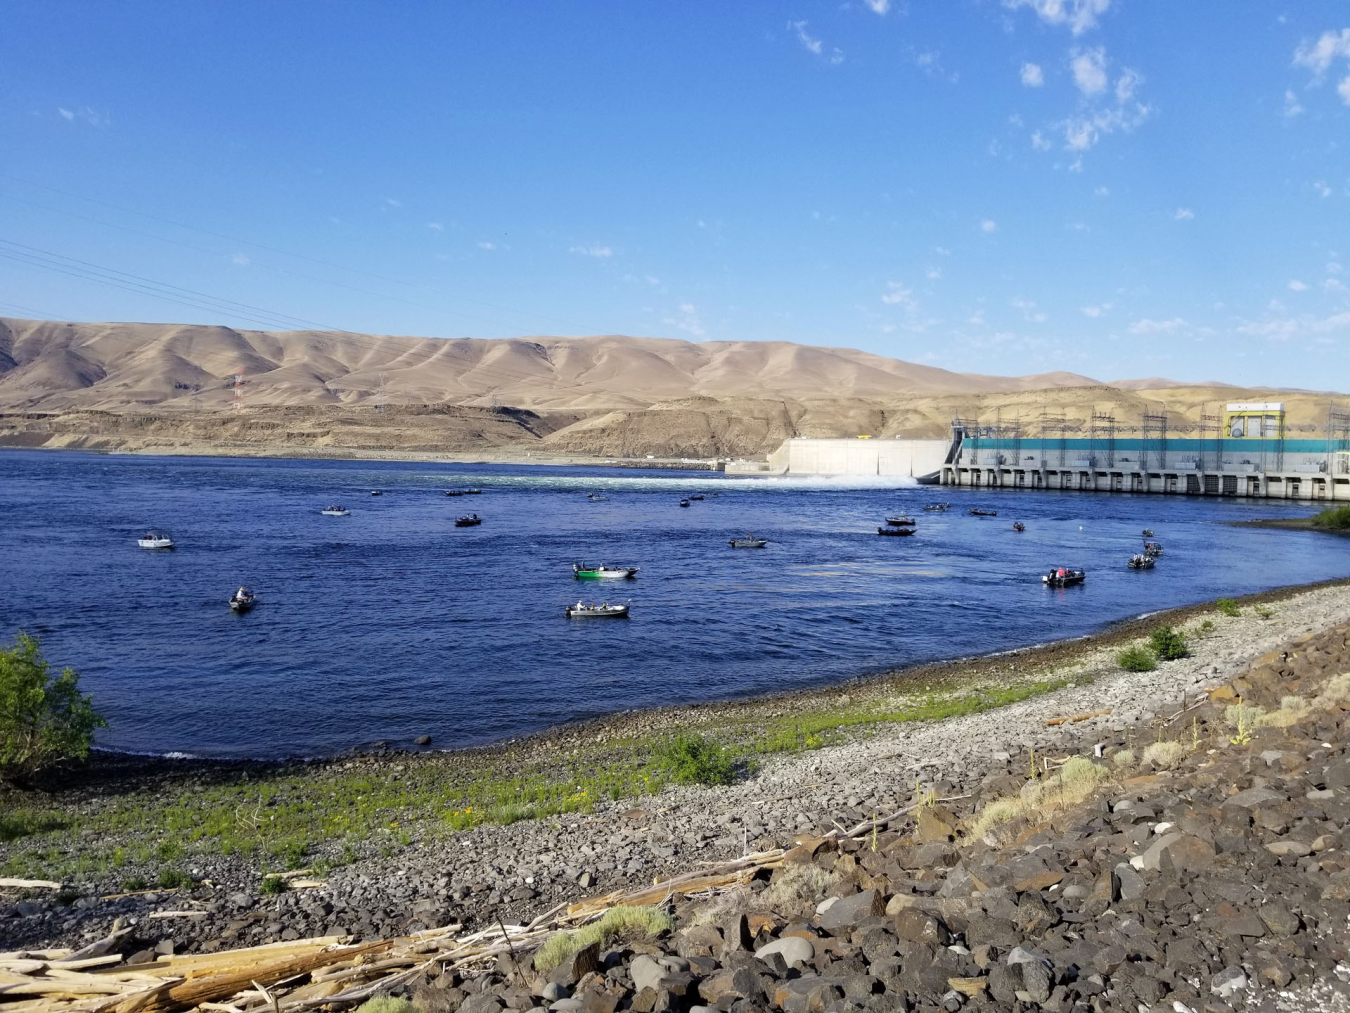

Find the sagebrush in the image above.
[{"left": 1, "top": 632, "right": 105, "bottom": 783}]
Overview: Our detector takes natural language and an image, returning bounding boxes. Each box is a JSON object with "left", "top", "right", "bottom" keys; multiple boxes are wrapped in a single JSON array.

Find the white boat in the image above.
[
  {"left": 321, "top": 506, "right": 351, "bottom": 517},
  {"left": 573, "top": 562, "right": 639, "bottom": 579},
  {"left": 565, "top": 601, "right": 629, "bottom": 618},
  {"left": 137, "top": 532, "right": 175, "bottom": 549},
  {"left": 729, "top": 534, "right": 768, "bottom": 548}
]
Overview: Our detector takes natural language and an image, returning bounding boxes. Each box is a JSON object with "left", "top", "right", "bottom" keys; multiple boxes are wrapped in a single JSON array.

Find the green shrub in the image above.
[
  {"left": 534, "top": 906, "right": 673, "bottom": 972},
  {"left": 653, "top": 734, "right": 737, "bottom": 786},
  {"left": 1199, "top": 619, "right": 1215, "bottom": 632},
  {"left": 121, "top": 875, "right": 148, "bottom": 892},
  {"left": 0, "top": 633, "right": 106, "bottom": 783},
  {"left": 1215, "top": 598, "right": 1241, "bottom": 618},
  {"left": 354, "top": 999, "right": 421, "bottom": 1013},
  {"left": 1149, "top": 626, "right": 1188, "bottom": 661},
  {"left": 157, "top": 868, "right": 192, "bottom": 890},
  {"left": 1117, "top": 646, "right": 1157, "bottom": 672},
  {"left": 1311, "top": 505, "right": 1350, "bottom": 530},
  {"left": 259, "top": 875, "right": 289, "bottom": 895}
]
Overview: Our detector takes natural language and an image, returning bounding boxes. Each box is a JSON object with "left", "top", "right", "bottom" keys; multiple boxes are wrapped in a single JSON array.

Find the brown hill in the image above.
[{"left": 0, "top": 317, "right": 1104, "bottom": 412}]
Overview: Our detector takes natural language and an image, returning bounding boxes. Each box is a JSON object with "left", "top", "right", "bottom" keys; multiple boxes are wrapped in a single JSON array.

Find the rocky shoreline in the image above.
[{"left": 7, "top": 581, "right": 1350, "bottom": 1010}]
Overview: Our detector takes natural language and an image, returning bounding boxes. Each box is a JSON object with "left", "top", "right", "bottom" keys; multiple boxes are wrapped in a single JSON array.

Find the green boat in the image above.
[{"left": 573, "top": 562, "right": 640, "bottom": 579}]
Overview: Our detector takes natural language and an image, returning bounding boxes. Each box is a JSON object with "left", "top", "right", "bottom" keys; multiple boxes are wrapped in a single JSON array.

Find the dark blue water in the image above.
[{"left": 1, "top": 450, "right": 1345, "bottom": 758}]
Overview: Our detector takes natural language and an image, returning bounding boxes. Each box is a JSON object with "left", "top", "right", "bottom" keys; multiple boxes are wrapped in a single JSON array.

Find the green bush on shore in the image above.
[
  {"left": 1149, "top": 625, "right": 1188, "bottom": 661},
  {"left": 653, "top": 734, "right": 739, "bottom": 786},
  {"left": 1311, "top": 505, "right": 1350, "bottom": 530},
  {"left": 1117, "top": 646, "right": 1157, "bottom": 672},
  {"left": 1215, "top": 597, "right": 1241, "bottom": 617},
  {"left": 1, "top": 632, "right": 106, "bottom": 784}
]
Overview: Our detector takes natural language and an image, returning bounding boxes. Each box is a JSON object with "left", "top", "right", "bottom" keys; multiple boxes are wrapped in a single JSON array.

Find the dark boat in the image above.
[
  {"left": 679, "top": 499, "right": 690, "bottom": 508},
  {"left": 970, "top": 508, "right": 998, "bottom": 517},
  {"left": 885, "top": 516, "right": 916, "bottom": 527},
  {"left": 1127, "top": 553, "right": 1155, "bottom": 569},
  {"left": 924, "top": 503, "right": 950, "bottom": 512},
  {"left": 1144, "top": 541, "right": 1164, "bottom": 556},
  {"left": 878, "top": 526, "right": 916, "bottom": 537},
  {"left": 455, "top": 514, "right": 482, "bottom": 527},
  {"left": 688, "top": 494, "right": 705, "bottom": 501},
  {"left": 1013, "top": 522, "right": 1025, "bottom": 532},
  {"left": 565, "top": 601, "right": 629, "bottom": 618},
  {"left": 446, "top": 490, "right": 464, "bottom": 497},
  {"left": 1043, "top": 566, "right": 1086, "bottom": 587},
  {"left": 229, "top": 587, "right": 256, "bottom": 612},
  {"left": 1142, "top": 528, "right": 1154, "bottom": 537},
  {"left": 466, "top": 488, "right": 482, "bottom": 495}
]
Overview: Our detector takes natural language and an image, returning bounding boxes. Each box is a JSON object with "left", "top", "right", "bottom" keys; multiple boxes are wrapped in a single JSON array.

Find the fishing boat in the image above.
[
  {"left": 687, "top": 494, "right": 705, "bottom": 501},
  {"left": 321, "top": 506, "right": 350, "bottom": 516},
  {"left": 229, "top": 587, "right": 257, "bottom": 612},
  {"left": 573, "top": 562, "right": 639, "bottom": 579},
  {"left": 446, "top": 490, "right": 464, "bottom": 497},
  {"left": 1144, "top": 541, "right": 1164, "bottom": 556},
  {"left": 587, "top": 493, "right": 609, "bottom": 502},
  {"left": 1142, "top": 528, "right": 1154, "bottom": 537},
  {"left": 370, "top": 490, "right": 382, "bottom": 496},
  {"left": 885, "top": 516, "right": 916, "bottom": 527},
  {"left": 924, "top": 503, "right": 950, "bottom": 512},
  {"left": 729, "top": 534, "right": 768, "bottom": 548},
  {"left": 1127, "top": 554, "right": 1155, "bottom": 570},
  {"left": 679, "top": 499, "right": 690, "bottom": 508},
  {"left": 565, "top": 601, "right": 629, "bottom": 618},
  {"left": 1013, "top": 521, "right": 1025, "bottom": 532},
  {"left": 455, "top": 514, "right": 482, "bottom": 527},
  {"left": 1042, "top": 566, "right": 1087, "bottom": 587},
  {"left": 970, "top": 508, "right": 998, "bottom": 517},
  {"left": 137, "top": 531, "right": 175, "bottom": 549},
  {"left": 878, "top": 526, "right": 916, "bottom": 537}
]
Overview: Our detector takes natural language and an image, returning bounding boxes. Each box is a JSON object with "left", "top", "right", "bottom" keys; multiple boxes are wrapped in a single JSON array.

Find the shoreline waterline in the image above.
[{"left": 69, "top": 572, "right": 1350, "bottom": 779}]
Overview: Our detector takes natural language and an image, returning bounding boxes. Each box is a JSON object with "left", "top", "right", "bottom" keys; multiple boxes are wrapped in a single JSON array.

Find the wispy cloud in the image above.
[
  {"left": 881, "top": 282, "right": 916, "bottom": 308},
  {"left": 926, "top": 268, "right": 942, "bottom": 280},
  {"left": 426, "top": 222, "right": 445, "bottom": 231},
  {"left": 1057, "top": 50, "right": 1150, "bottom": 152},
  {"left": 477, "top": 241, "right": 498, "bottom": 251},
  {"left": 1315, "top": 180, "right": 1333, "bottom": 198},
  {"left": 1174, "top": 207, "right": 1194, "bottom": 220},
  {"left": 1283, "top": 89, "right": 1305, "bottom": 117},
  {"left": 1081, "top": 302, "right": 1112, "bottom": 317},
  {"left": 913, "top": 49, "right": 956, "bottom": 82},
  {"left": 663, "top": 302, "right": 706, "bottom": 338},
  {"left": 1094, "top": 185, "right": 1110, "bottom": 196},
  {"left": 231, "top": 253, "right": 250, "bottom": 266},
  {"left": 1020, "top": 62, "right": 1045, "bottom": 87},
  {"left": 569, "top": 244, "right": 613, "bottom": 258},
  {"left": 789, "top": 21, "right": 843, "bottom": 64},
  {"left": 1289, "top": 279, "right": 1309, "bottom": 291},
  {"left": 1236, "top": 308, "right": 1350, "bottom": 343},
  {"left": 1031, "top": 130, "right": 1052, "bottom": 150},
  {"left": 1004, "top": 0, "right": 1110, "bottom": 36},
  {"left": 1128, "top": 317, "right": 1187, "bottom": 334},
  {"left": 863, "top": 0, "right": 890, "bottom": 14},
  {"left": 980, "top": 219, "right": 998, "bottom": 233},
  {"left": 55, "top": 105, "right": 108, "bottom": 127},
  {"left": 1294, "top": 29, "right": 1350, "bottom": 107},
  {"left": 385, "top": 198, "right": 402, "bottom": 208},
  {"left": 1012, "top": 296, "right": 1047, "bottom": 322}
]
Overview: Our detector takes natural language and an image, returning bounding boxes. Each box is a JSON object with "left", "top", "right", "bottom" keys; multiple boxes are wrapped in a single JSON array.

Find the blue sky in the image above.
[{"left": 1, "top": 1, "right": 1347, "bottom": 387}]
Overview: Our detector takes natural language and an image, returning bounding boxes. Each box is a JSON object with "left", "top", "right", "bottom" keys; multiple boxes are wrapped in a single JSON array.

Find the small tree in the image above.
[{"left": 0, "top": 633, "right": 106, "bottom": 783}]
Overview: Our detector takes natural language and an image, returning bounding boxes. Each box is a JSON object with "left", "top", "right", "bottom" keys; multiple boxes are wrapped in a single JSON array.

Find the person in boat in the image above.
[
  {"left": 1057, "top": 567, "right": 1066, "bottom": 579},
  {"left": 237, "top": 586, "right": 248, "bottom": 599}
]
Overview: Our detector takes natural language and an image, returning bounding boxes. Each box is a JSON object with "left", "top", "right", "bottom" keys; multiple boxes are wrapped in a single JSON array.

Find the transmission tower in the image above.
[
  {"left": 1090, "top": 410, "right": 1117, "bottom": 468},
  {"left": 232, "top": 371, "right": 245, "bottom": 413},
  {"left": 1329, "top": 404, "right": 1350, "bottom": 475},
  {"left": 1142, "top": 411, "right": 1168, "bottom": 471},
  {"left": 1198, "top": 405, "right": 1222, "bottom": 472},
  {"left": 376, "top": 372, "right": 388, "bottom": 414}
]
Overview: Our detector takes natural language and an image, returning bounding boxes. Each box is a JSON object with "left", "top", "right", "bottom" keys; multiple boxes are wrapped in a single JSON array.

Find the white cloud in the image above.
[
  {"left": 926, "top": 268, "right": 942, "bottom": 280},
  {"left": 1329, "top": 261, "right": 1344, "bottom": 274},
  {"left": 1174, "top": 207, "right": 1194, "bottom": 220},
  {"left": 1289, "top": 279, "right": 1309, "bottom": 291},
  {"left": 1327, "top": 278, "right": 1347, "bottom": 292},
  {"left": 427, "top": 222, "right": 445, "bottom": 231},
  {"left": 1128, "top": 317, "right": 1187, "bottom": 334},
  {"left": 663, "top": 302, "right": 706, "bottom": 338},
  {"left": 1081, "top": 303, "right": 1112, "bottom": 317},
  {"left": 935, "top": 246, "right": 951, "bottom": 256},
  {"left": 1293, "top": 29, "right": 1350, "bottom": 107},
  {"left": 1071, "top": 48, "right": 1108, "bottom": 96},
  {"left": 58, "top": 107, "right": 74, "bottom": 121},
  {"left": 1021, "top": 62, "right": 1044, "bottom": 87},
  {"left": 789, "top": 20, "right": 843, "bottom": 64},
  {"left": 1114, "top": 67, "right": 1141, "bottom": 103},
  {"left": 1094, "top": 185, "right": 1110, "bottom": 196},
  {"left": 569, "top": 244, "right": 613, "bottom": 258},
  {"left": 863, "top": 0, "right": 890, "bottom": 14},
  {"left": 55, "top": 105, "right": 108, "bottom": 127},
  {"left": 1031, "top": 130, "right": 1052, "bottom": 150},
  {"left": 1004, "top": 0, "right": 1110, "bottom": 36},
  {"left": 1012, "top": 296, "right": 1047, "bottom": 322},
  {"left": 980, "top": 219, "right": 998, "bottom": 233},
  {"left": 881, "top": 282, "right": 916, "bottom": 308},
  {"left": 1284, "top": 89, "right": 1305, "bottom": 117},
  {"left": 1236, "top": 307, "right": 1350, "bottom": 343},
  {"left": 231, "top": 253, "right": 250, "bottom": 266},
  {"left": 385, "top": 198, "right": 402, "bottom": 208},
  {"left": 477, "top": 241, "right": 497, "bottom": 251}
]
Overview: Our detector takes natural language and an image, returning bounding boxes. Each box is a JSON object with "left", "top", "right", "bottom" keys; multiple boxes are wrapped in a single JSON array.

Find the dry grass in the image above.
[
  {"left": 1225, "top": 703, "right": 1265, "bottom": 729},
  {"left": 355, "top": 1000, "right": 421, "bottom": 1013},
  {"left": 1111, "top": 748, "right": 1136, "bottom": 769},
  {"left": 761, "top": 862, "right": 838, "bottom": 916},
  {"left": 689, "top": 885, "right": 751, "bottom": 927},
  {"left": 1256, "top": 695, "right": 1311, "bottom": 728},
  {"left": 968, "top": 757, "right": 1110, "bottom": 842},
  {"left": 1315, "top": 673, "right": 1350, "bottom": 710},
  {"left": 533, "top": 905, "right": 673, "bottom": 973},
  {"left": 1141, "top": 741, "right": 1187, "bottom": 770}
]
